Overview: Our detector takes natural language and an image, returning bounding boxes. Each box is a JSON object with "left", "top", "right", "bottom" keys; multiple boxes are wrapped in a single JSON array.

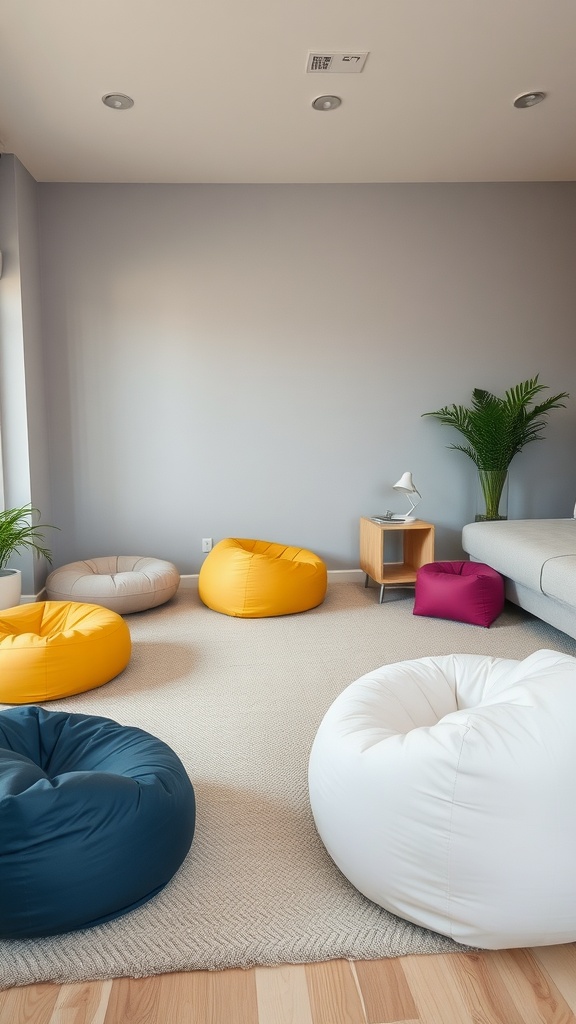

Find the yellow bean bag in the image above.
[
  {"left": 198, "top": 538, "right": 327, "bottom": 618},
  {"left": 0, "top": 602, "right": 131, "bottom": 704}
]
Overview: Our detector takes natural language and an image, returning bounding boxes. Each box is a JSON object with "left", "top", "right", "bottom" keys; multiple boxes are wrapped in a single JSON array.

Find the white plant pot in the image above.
[{"left": 0, "top": 569, "right": 22, "bottom": 610}]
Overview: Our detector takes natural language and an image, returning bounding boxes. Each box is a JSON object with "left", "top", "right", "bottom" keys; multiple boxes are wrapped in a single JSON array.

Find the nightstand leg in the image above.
[
  {"left": 364, "top": 573, "right": 370, "bottom": 588},
  {"left": 379, "top": 584, "right": 385, "bottom": 604}
]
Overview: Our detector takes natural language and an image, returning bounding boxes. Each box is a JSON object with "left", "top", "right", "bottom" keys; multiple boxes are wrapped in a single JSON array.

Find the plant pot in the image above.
[
  {"left": 0, "top": 569, "right": 22, "bottom": 610},
  {"left": 475, "top": 470, "right": 509, "bottom": 522}
]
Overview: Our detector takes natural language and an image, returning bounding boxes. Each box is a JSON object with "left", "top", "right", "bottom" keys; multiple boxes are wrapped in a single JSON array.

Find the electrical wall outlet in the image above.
[{"left": 202, "top": 538, "right": 213, "bottom": 553}]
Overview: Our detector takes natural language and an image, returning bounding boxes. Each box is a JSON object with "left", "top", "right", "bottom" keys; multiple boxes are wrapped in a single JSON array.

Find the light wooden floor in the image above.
[{"left": 2, "top": 944, "right": 576, "bottom": 1024}]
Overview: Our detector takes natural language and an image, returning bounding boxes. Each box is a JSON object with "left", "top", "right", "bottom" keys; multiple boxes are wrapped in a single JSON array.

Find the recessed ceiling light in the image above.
[
  {"left": 102, "top": 93, "right": 134, "bottom": 110},
  {"left": 312, "top": 95, "right": 342, "bottom": 111},
  {"left": 513, "top": 91, "right": 546, "bottom": 109}
]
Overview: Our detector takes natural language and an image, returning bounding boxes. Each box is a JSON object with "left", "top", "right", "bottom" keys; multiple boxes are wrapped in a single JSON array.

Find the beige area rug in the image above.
[{"left": 2, "top": 582, "right": 576, "bottom": 989}]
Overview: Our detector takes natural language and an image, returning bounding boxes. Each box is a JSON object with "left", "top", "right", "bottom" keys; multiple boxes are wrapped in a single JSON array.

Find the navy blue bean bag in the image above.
[{"left": 0, "top": 705, "right": 196, "bottom": 939}]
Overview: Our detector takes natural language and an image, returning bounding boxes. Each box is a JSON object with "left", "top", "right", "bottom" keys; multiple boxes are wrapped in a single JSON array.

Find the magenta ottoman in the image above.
[{"left": 413, "top": 560, "right": 505, "bottom": 627}]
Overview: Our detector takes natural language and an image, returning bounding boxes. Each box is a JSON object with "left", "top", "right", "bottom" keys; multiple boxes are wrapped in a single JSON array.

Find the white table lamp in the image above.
[{"left": 392, "top": 472, "right": 421, "bottom": 522}]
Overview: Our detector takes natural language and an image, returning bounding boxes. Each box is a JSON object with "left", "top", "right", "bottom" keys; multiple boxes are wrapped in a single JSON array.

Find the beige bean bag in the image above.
[{"left": 46, "top": 556, "right": 179, "bottom": 614}]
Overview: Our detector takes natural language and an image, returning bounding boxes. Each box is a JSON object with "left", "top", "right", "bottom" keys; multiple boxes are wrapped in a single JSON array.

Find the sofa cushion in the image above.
[
  {"left": 540, "top": 554, "right": 576, "bottom": 605},
  {"left": 462, "top": 519, "right": 576, "bottom": 603}
]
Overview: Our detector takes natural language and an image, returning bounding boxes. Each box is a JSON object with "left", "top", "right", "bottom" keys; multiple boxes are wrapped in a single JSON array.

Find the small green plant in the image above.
[
  {"left": 423, "top": 376, "right": 569, "bottom": 520},
  {"left": 0, "top": 504, "right": 56, "bottom": 570}
]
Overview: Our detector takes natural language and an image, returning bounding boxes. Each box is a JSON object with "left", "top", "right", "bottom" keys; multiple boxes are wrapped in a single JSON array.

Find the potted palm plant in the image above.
[
  {"left": 423, "top": 376, "right": 569, "bottom": 521},
  {"left": 0, "top": 504, "right": 56, "bottom": 610}
]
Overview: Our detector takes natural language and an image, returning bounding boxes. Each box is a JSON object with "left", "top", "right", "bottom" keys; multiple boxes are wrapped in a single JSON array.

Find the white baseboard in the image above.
[
  {"left": 326, "top": 569, "right": 365, "bottom": 584},
  {"left": 178, "top": 575, "right": 199, "bottom": 590}
]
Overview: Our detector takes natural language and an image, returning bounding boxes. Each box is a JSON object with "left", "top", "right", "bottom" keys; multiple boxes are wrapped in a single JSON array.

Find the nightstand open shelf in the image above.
[{"left": 359, "top": 517, "right": 435, "bottom": 604}]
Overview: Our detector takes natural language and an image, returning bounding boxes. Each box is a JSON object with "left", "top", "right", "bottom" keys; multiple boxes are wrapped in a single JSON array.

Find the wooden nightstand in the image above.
[{"left": 359, "top": 517, "right": 435, "bottom": 604}]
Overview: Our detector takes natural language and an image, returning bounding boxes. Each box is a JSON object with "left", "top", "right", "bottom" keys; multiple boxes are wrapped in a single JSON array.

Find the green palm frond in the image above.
[
  {"left": 0, "top": 504, "right": 57, "bottom": 571},
  {"left": 423, "top": 375, "right": 568, "bottom": 472}
]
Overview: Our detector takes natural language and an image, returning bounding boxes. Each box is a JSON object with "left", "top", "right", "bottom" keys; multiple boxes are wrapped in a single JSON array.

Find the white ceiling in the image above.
[{"left": 1, "top": 0, "right": 576, "bottom": 184}]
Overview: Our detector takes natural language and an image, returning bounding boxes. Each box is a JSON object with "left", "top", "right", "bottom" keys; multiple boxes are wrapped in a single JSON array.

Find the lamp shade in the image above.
[
  {"left": 391, "top": 472, "right": 422, "bottom": 521},
  {"left": 393, "top": 472, "right": 419, "bottom": 495}
]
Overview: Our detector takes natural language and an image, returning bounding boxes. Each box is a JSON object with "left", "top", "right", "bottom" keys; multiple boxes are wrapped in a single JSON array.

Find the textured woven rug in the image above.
[{"left": 2, "top": 582, "right": 576, "bottom": 989}]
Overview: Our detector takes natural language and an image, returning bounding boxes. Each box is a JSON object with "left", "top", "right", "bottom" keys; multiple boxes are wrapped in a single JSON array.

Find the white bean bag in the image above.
[
  {"left": 308, "top": 648, "right": 576, "bottom": 949},
  {"left": 46, "top": 556, "right": 180, "bottom": 614}
]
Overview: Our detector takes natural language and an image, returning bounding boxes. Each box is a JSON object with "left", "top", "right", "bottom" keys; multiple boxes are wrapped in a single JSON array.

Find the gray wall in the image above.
[{"left": 35, "top": 182, "right": 576, "bottom": 575}]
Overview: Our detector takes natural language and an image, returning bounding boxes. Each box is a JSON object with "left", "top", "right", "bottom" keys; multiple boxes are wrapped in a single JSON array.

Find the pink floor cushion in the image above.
[{"left": 413, "top": 560, "right": 505, "bottom": 627}]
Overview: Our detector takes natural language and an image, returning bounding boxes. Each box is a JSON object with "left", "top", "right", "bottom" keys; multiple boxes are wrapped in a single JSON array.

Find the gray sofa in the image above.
[{"left": 462, "top": 518, "right": 576, "bottom": 640}]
